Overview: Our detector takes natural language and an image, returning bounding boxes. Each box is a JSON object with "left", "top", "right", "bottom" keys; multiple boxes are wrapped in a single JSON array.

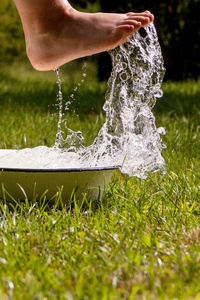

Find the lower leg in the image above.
[{"left": 13, "top": 0, "right": 154, "bottom": 71}]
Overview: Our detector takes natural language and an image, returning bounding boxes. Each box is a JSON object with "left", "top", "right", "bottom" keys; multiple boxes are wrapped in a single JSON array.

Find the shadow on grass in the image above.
[{"left": 0, "top": 78, "right": 107, "bottom": 116}]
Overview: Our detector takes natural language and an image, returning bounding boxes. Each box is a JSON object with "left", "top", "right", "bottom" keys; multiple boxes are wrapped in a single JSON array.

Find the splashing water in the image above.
[
  {"left": 0, "top": 23, "right": 166, "bottom": 178},
  {"left": 54, "top": 69, "right": 63, "bottom": 148},
  {"left": 78, "top": 23, "right": 166, "bottom": 177},
  {"left": 54, "top": 65, "right": 85, "bottom": 151}
]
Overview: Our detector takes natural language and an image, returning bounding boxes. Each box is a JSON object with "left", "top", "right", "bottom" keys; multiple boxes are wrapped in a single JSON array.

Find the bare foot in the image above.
[{"left": 14, "top": 0, "right": 154, "bottom": 71}]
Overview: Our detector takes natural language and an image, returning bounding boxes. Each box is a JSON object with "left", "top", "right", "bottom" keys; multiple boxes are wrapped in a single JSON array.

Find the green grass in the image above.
[{"left": 0, "top": 62, "right": 200, "bottom": 300}]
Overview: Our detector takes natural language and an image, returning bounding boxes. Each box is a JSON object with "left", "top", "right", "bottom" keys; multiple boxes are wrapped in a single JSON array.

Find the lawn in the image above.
[{"left": 0, "top": 60, "right": 200, "bottom": 300}]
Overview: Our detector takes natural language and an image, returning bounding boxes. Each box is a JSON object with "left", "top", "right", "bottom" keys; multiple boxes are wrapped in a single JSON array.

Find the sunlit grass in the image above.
[
  {"left": 0, "top": 62, "right": 200, "bottom": 299},
  {"left": 0, "top": 60, "right": 106, "bottom": 148}
]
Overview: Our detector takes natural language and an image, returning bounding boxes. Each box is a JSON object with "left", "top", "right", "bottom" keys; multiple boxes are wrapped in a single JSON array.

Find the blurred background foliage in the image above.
[
  {"left": 0, "top": 0, "right": 200, "bottom": 80},
  {"left": 0, "top": 0, "right": 26, "bottom": 62}
]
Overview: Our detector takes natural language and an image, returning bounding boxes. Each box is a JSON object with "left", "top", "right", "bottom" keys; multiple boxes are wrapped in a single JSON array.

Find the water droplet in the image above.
[
  {"left": 154, "top": 90, "right": 163, "bottom": 98},
  {"left": 157, "top": 127, "right": 166, "bottom": 135},
  {"left": 119, "top": 72, "right": 129, "bottom": 81},
  {"left": 116, "top": 54, "right": 121, "bottom": 61}
]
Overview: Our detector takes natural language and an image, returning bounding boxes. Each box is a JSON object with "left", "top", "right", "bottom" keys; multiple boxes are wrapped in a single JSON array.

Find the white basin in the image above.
[{"left": 0, "top": 150, "right": 117, "bottom": 202}]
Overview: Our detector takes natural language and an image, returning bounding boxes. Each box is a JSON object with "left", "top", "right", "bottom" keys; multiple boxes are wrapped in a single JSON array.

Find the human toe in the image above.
[
  {"left": 144, "top": 11, "right": 154, "bottom": 22},
  {"left": 117, "top": 24, "right": 135, "bottom": 36}
]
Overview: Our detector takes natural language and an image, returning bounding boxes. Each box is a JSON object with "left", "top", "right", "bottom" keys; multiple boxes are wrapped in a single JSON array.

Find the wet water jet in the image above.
[
  {"left": 0, "top": 23, "right": 166, "bottom": 181},
  {"left": 81, "top": 23, "right": 166, "bottom": 178}
]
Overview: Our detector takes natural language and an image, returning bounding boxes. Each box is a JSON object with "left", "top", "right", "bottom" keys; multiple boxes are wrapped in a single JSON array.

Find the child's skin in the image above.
[{"left": 13, "top": 0, "right": 154, "bottom": 71}]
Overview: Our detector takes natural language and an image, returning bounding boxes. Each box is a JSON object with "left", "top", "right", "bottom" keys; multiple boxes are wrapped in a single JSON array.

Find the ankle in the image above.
[{"left": 28, "top": 3, "right": 74, "bottom": 36}]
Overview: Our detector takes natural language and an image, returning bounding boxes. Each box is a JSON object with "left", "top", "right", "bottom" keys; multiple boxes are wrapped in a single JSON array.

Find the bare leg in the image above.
[{"left": 13, "top": 0, "right": 154, "bottom": 71}]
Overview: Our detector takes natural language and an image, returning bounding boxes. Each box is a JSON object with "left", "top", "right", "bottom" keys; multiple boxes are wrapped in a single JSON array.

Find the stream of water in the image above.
[
  {"left": 0, "top": 23, "right": 166, "bottom": 178},
  {"left": 80, "top": 23, "right": 166, "bottom": 178}
]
